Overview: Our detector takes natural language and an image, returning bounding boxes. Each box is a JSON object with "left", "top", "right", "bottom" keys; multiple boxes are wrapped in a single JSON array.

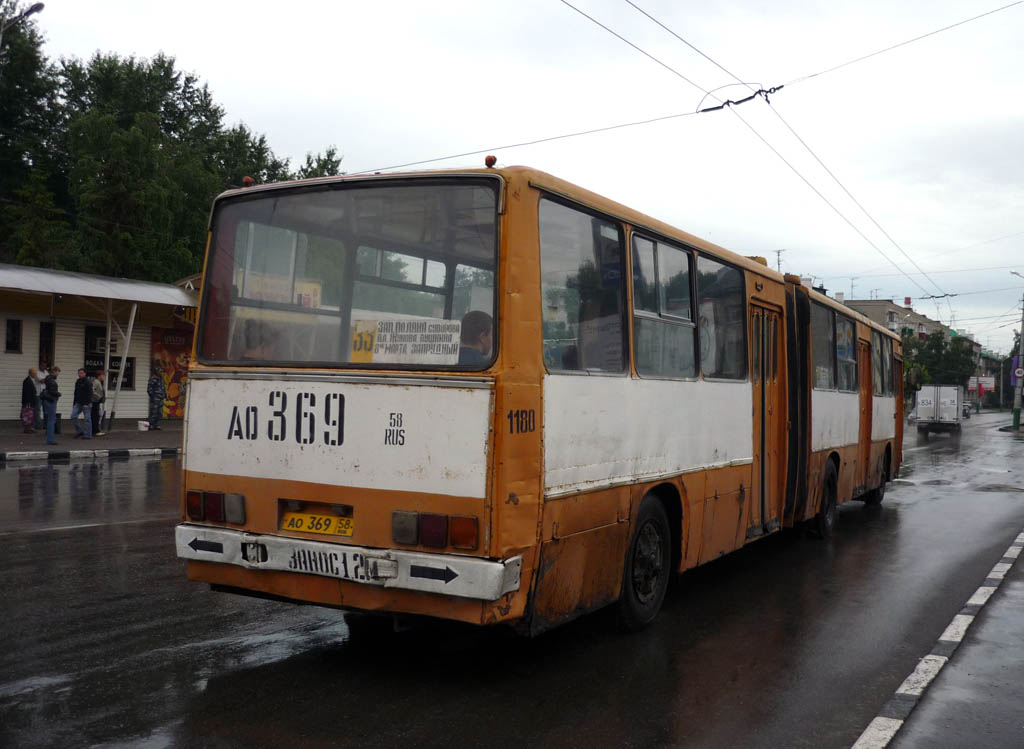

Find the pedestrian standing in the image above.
[
  {"left": 21, "top": 368, "right": 39, "bottom": 433},
  {"left": 147, "top": 363, "right": 166, "bottom": 430},
  {"left": 71, "top": 368, "right": 93, "bottom": 439},
  {"left": 34, "top": 363, "right": 47, "bottom": 428},
  {"left": 39, "top": 366, "right": 61, "bottom": 445},
  {"left": 91, "top": 370, "right": 106, "bottom": 436}
]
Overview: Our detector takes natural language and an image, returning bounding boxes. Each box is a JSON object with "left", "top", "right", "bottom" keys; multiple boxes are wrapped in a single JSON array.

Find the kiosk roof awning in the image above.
[{"left": 0, "top": 263, "right": 196, "bottom": 307}]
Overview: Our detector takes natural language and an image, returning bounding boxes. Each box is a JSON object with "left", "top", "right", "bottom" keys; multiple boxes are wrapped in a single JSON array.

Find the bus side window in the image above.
[
  {"left": 696, "top": 256, "right": 746, "bottom": 379},
  {"left": 539, "top": 199, "right": 626, "bottom": 374},
  {"left": 810, "top": 302, "right": 836, "bottom": 389}
]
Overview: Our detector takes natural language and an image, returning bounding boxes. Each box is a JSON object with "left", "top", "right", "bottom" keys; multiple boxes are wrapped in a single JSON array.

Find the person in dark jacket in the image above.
[
  {"left": 71, "top": 368, "right": 93, "bottom": 439},
  {"left": 147, "top": 364, "right": 166, "bottom": 430},
  {"left": 90, "top": 370, "right": 106, "bottom": 436},
  {"left": 39, "top": 367, "right": 61, "bottom": 445},
  {"left": 21, "top": 368, "right": 39, "bottom": 433}
]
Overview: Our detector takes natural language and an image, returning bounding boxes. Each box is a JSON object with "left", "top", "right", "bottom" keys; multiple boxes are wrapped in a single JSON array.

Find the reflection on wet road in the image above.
[{"left": 1, "top": 413, "right": 1022, "bottom": 748}]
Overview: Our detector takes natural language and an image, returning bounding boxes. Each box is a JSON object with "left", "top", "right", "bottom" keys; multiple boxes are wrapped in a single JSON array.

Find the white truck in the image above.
[{"left": 914, "top": 384, "right": 964, "bottom": 435}]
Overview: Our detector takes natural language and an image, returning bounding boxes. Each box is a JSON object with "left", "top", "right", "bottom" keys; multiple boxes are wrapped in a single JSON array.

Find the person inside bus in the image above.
[
  {"left": 241, "top": 319, "right": 281, "bottom": 360},
  {"left": 458, "top": 311, "right": 493, "bottom": 365}
]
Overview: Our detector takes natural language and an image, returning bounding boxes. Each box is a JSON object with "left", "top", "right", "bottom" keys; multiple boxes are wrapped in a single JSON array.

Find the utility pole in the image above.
[
  {"left": 1011, "top": 272, "right": 1024, "bottom": 431},
  {"left": 774, "top": 249, "right": 786, "bottom": 273},
  {"left": 850, "top": 277, "right": 858, "bottom": 299}
]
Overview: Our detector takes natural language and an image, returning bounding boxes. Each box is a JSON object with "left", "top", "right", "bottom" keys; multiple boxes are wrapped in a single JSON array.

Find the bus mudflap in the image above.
[{"left": 175, "top": 524, "right": 521, "bottom": 601}]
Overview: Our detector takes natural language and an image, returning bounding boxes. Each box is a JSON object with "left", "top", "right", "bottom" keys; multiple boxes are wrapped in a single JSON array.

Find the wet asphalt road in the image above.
[{"left": 1, "top": 413, "right": 1022, "bottom": 748}]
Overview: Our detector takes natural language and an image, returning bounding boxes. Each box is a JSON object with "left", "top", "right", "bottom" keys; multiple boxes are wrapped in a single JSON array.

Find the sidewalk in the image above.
[
  {"left": 858, "top": 527, "right": 1024, "bottom": 748},
  {"left": 893, "top": 530, "right": 1024, "bottom": 747},
  {"left": 0, "top": 418, "right": 182, "bottom": 465}
]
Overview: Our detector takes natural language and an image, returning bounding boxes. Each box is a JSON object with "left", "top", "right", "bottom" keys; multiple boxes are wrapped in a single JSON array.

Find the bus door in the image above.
[
  {"left": 748, "top": 304, "right": 783, "bottom": 539},
  {"left": 857, "top": 336, "right": 873, "bottom": 488}
]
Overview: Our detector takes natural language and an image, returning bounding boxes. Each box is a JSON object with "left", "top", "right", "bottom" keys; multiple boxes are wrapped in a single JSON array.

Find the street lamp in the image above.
[{"left": 1010, "top": 271, "right": 1024, "bottom": 431}]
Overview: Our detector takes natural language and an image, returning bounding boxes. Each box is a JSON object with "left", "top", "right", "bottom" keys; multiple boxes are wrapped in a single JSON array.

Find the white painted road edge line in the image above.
[
  {"left": 895, "top": 655, "right": 949, "bottom": 697},
  {"left": 851, "top": 528, "right": 1024, "bottom": 748},
  {"left": 852, "top": 717, "right": 904, "bottom": 749},
  {"left": 4, "top": 451, "right": 49, "bottom": 461},
  {"left": 938, "top": 614, "right": 975, "bottom": 644}
]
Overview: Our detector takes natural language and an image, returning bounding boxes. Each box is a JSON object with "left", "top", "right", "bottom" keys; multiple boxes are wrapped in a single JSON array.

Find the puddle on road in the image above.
[
  {"left": 921, "top": 479, "right": 952, "bottom": 486},
  {"left": 974, "top": 484, "right": 1024, "bottom": 493}
]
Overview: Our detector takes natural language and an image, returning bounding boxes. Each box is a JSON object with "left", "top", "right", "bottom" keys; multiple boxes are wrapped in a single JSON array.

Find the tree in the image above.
[
  {"left": 1, "top": 16, "right": 340, "bottom": 283},
  {"left": 0, "top": 1, "right": 61, "bottom": 264},
  {"left": 910, "top": 331, "right": 975, "bottom": 388},
  {"left": 296, "top": 146, "right": 343, "bottom": 179}
]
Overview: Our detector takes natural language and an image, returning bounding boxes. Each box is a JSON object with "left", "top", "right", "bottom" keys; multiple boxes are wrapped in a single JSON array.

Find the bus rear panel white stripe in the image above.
[{"left": 185, "top": 378, "right": 492, "bottom": 498}]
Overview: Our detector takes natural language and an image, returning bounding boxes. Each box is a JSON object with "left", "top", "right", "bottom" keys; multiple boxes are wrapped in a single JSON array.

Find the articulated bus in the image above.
[{"left": 176, "top": 165, "right": 902, "bottom": 634}]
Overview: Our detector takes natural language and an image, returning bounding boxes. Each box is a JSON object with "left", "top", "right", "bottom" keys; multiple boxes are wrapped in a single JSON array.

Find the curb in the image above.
[
  {"left": 852, "top": 529, "right": 1024, "bottom": 748},
  {"left": 0, "top": 447, "right": 180, "bottom": 466}
]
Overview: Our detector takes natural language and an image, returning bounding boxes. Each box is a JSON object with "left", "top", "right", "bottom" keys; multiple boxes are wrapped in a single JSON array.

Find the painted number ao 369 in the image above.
[{"left": 227, "top": 391, "right": 345, "bottom": 446}]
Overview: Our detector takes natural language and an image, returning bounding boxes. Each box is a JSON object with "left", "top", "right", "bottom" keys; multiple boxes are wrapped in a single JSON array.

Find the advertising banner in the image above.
[{"left": 151, "top": 327, "right": 193, "bottom": 418}]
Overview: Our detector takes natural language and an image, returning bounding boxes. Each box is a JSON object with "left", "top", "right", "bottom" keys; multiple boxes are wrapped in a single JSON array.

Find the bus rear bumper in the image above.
[{"left": 175, "top": 524, "right": 522, "bottom": 601}]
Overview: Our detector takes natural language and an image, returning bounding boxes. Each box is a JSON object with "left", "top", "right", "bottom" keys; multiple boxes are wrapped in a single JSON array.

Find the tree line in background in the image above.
[{"left": 0, "top": 1, "right": 341, "bottom": 284}]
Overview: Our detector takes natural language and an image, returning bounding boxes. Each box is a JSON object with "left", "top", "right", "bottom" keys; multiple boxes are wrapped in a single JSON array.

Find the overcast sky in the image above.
[{"left": 37, "top": 0, "right": 1024, "bottom": 353}]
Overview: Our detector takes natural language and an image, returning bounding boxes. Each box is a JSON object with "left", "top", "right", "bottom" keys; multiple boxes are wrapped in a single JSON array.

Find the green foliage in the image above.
[
  {"left": 0, "top": 8, "right": 341, "bottom": 283},
  {"left": 903, "top": 330, "right": 975, "bottom": 388}
]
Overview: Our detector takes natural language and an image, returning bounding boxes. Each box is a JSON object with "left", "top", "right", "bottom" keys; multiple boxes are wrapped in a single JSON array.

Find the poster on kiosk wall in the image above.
[{"left": 151, "top": 327, "right": 192, "bottom": 418}]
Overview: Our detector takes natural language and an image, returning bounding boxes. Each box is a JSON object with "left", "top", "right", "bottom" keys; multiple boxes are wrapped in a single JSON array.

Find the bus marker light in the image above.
[
  {"left": 186, "top": 490, "right": 204, "bottom": 520},
  {"left": 205, "top": 492, "right": 226, "bottom": 522},
  {"left": 449, "top": 516, "right": 478, "bottom": 550},
  {"left": 418, "top": 513, "right": 448, "bottom": 548},
  {"left": 225, "top": 493, "right": 246, "bottom": 525},
  {"left": 392, "top": 511, "right": 418, "bottom": 545}
]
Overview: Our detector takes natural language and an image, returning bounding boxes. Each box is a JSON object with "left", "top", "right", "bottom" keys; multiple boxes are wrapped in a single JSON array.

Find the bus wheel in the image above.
[
  {"left": 617, "top": 495, "right": 671, "bottom": 631},
  {"left": 865, "top": 461, "right": 888, "bottom": 506},
  {"left": 814, "top": 462, "right": 838, "bottom": 538}
]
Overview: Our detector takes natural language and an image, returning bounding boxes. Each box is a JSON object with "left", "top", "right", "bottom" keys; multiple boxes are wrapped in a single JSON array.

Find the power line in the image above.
[
  {"left": 840, "top": 229, "right": 1024, "bottom": 277},
  {"left": 824, "top": 264, "right": 1024, "bottom": 280},
  {"left": 786, "top": 1, "right": 1024, "bottom": 86},
  {"left": 351, "top": 108, "right": 702, "bottom": 175},
  {"left": 922, "top": 284, "right": 1024, "bottom": 299},
  {"left": 617, "top": 1, "right": 939, "bottom": 303}
]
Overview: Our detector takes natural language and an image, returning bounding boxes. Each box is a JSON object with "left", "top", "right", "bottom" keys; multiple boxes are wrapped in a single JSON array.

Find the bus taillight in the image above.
[
  {"left": 186, "top": 490, "right": 245, "bottom": 524},
  {"left": 449, "top": 516, "right": 478, "bottom": 550},
  {"left": 391, "top": 511, "right": 478, "bottom": 550},
  {"left": 205, "top": 492, "right": 226, "bottom": 522},
  {"left": 186, "top": 490, "right": 204, "bottom": 520},
  {"left": 418, "top": 514, "right": 448, "bottom": 548}
]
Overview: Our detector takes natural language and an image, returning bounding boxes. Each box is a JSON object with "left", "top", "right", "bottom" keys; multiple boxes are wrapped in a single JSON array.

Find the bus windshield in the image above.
[{"left": 197, "top": 178, "right": 499, "bottom": 369}]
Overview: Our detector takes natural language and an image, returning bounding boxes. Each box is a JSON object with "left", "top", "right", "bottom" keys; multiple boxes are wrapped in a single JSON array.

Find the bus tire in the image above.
[
  {"left": 616, "top": 495, "right": 672, "bottom": 632},
  {"left": 814, "top": 461, "right": 838, "bottom": 538},
  {"left": 864, "top": 459, "right": 887, "bottom": 506}
]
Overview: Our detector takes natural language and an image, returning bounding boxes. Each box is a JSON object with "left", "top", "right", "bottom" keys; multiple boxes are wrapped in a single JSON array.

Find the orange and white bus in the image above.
[{"left": 176, "top": 165, "right": 901, "bottom": 634}]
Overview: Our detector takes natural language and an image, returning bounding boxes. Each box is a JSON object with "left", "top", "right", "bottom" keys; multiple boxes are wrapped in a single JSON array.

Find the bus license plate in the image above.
[{"left": 280, "top": 512, "right": 354, "bottom": 537}]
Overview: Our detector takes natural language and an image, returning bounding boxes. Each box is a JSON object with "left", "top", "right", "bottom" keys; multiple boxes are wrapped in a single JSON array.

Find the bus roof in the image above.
[
  {"left": 215, "top": 165, "right": 785, "bottom": 283},
  {"left": 806, "top": 285, "right": 899, "bottom": 340}
]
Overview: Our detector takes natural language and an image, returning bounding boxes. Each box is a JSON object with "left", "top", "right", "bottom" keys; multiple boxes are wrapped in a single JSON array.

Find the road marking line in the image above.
[
  {"left": 852, "top": 717, "right": 904, "bottom": 749},
  {"left": 988, "top": 562, "right": 1012, "bottom": 579},
  {"left": 895, "top": 655, "right": 949, "bottom": 696},
  {"left": 939, "top": 614, "right": 975, "bottom": 643},
  {"left": 967, "top": 586, "right": 997, "bottom": 606},
  {"left": 0, "top": 516, "right": 177, "bottom": 536},
  {"left": 856, "top": 523, "right": 1024, "bottom": 748},
  {"left": 128, "top": 448, "right": 163, "bottom": 456}
]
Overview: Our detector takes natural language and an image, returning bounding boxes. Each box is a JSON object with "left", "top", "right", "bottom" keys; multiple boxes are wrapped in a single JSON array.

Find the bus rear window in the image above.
[{"left": 198, "top": 180, "right": 498, "bottom": 369}]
